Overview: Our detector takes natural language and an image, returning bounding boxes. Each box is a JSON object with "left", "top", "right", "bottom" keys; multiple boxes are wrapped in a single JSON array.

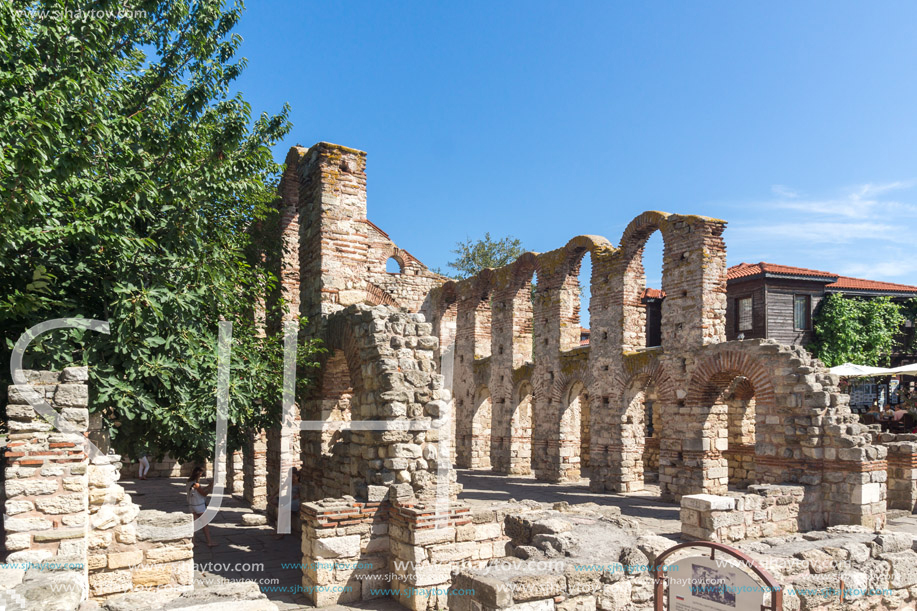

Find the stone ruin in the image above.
[{"left": 3, "top": 141, "right": 915, "bottom": 611}]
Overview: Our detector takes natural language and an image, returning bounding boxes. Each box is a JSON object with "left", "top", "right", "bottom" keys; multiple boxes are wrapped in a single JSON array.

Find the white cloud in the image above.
[
  {"left": 724, "top": 180, "right": 917, "bottom": 283},
  {"left": 771, "top": 184, "right": 799, "bottom": 199}
]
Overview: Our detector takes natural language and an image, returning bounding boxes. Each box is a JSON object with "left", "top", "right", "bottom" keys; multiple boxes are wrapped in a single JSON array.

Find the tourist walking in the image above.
[{"left": 186, "top": 467, "right": 218, "bottom": 547}]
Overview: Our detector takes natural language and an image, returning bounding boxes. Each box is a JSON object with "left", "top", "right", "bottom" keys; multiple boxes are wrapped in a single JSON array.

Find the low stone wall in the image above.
[
  {"left": 873, "top": 432, "right": 917, "bottom": 513},
  {"left": 301, "top": 495, "right": 518, "bottom": 610},
  {"left": 680, "top": 484, "right": 804, "bottom": 543},
  {"left": 87, "top": 456, "right": 193, "bottom": 598},
  {"left": 449, "top": 505, "right": 917, "bottom": 611},
  {"left": 3, "top": 369, "right": 194, "bottom": 603},
  {"left": 124, "top": 454, "right": 214, "bottom": 480}
]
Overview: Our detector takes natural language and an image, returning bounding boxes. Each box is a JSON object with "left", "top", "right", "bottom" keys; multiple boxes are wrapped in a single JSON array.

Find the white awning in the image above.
[
  {"left": 887, "top": 363, "right": 917, "bottom": 376},
  {"left": 828, "top": 363, "right": 895, "bottom": 377}
]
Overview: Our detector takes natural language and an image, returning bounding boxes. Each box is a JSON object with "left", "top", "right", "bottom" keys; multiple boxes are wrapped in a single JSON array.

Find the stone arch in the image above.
[
  {"left": 471, "top": 385, "right": 493, "bottom": 470},
  {"left": 619, "top": 355, "right": 678, "bottom": 491},
  {"left": 681, "top": 349, "right": 777, "bottom": 496},
  {"left": 365, "top": 282, "right": 400, "bottom": 307},
  {"left": 558, "top": 378, "right": 590, "bottom": 481},
  {"left": 557, "top": 235, "right": 614, "bottom": 352},
  {"left": 509, "top": 377, "right": 534, "bottom": 475},
  {"left": 617, "top": 211, "right": 676, "bottom": 351}
]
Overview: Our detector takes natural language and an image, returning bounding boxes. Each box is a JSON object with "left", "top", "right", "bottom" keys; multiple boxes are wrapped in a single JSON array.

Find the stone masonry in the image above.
[
  {"left": 3, "top": 368, "right": 193, "bottom": 603},
  {"left": 241, "top": 141, "right": 896, "bottom": 608}
]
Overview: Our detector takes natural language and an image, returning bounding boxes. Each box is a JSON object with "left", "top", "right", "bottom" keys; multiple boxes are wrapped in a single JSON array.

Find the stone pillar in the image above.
[
  {"left": 453, "top": 278, "right": 492, "bottom": 469},
  {"left": 489, "top": 265, "right": 534, "bottom": 474},
  {"left": 3, "top": 368, "right": 193, "bottom": 602},
  {"left": 530, "top": 247, "right": 580, "bottom": 482},
  {"left": 226, "top": 449, "right": 244, "bottom": 498},
  {"left": 4, "top": 368, "right": 90, "bottom": 569},
  {"left": 297, "top": 142, "right": 370, "bottom": 321},
  {"left": 243, "top": 428, "right": 268, "bottom": 511},
  {"left": 886, "top": 440, "right": 917, "bottom": 513}
]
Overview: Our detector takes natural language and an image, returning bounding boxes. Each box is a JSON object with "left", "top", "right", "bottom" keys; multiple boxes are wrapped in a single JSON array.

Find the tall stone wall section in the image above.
[
  {"left": 3, "top": 368, "right": 193, "bottom": 602},
  {"left": 427, "top": 210, "right": 887, "bottom": 532},
  {"left": 300, "top": 305, "right": 456, "bottom": 504}
]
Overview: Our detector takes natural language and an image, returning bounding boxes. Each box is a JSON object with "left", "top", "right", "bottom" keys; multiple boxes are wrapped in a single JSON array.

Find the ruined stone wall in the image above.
[
  {"left": 301, "top": 497, "right": 518, "bottom": 609},
  {"left": 449, "top": 503, "right": 917, "bottom": 611},
  {"left": 300, "top": 305, "right": 456, "bottom": 504},
  {"left": 3, "top": 369, "right": 193, "bottom": 602},
  {"left": 4, "top": 369, "right": 91, "bottom": 565},
  {"left": 680, "top": 485, "right": 805, "bottom": 543},
  {"left": 258, "top": 143, "right": 446, "bottom": 524},
  {"left": 872, "top": 431, "right": 917, "bottom": 513},
  {"left": 426, "top": 210, "right": 887, "bottom": 532}
]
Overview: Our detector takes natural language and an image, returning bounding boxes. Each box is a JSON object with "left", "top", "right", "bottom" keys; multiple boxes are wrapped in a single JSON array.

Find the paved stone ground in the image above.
[
  {"left": 122, "top": 477, "right": 311, "bottom": 610},
  {"left": 122, "top": 472, "right": 916, "bottom": 609},
  {"left": 455, "top": 469, "right": 683, "bottom": 536}
]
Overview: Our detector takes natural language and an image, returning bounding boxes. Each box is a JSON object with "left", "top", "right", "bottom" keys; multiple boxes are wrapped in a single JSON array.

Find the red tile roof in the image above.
[
  {"left": 642, "top": 288, "right": 666, "bottom": 299},
  {"left": 830, "top": 276, "right": 917, "bottom": 294},
  {"left": 727, "top": 262, "right": 836, "bottom": 281},
  {"left": 728, "top": 262, "right": 917, "bottom": 294}
]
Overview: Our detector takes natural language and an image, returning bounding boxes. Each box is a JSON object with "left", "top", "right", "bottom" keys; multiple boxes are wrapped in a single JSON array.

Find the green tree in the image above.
[
  {"left": 811, "top": 294, "right": 905, "bottom": 367},
  {"left": 0, "top": 0, "right": 320, "bottom": 462},
  {"left": 439, "top": 233, "right": 526, "bottom": 279}
]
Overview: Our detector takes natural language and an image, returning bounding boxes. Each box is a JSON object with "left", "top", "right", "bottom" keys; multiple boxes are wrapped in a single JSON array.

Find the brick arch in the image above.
[
  {"left": 549, "top": 363, "right": 593, "bottom": 404},
  {"left": 510, "top": 252, "right": 540, "bottom": 287},
  {"left": 619, "top": 210, "right": 674, "bottom": 257},
  {"left": 365, "top": 282, "right": 400, "bottom": 307},
  {"left": 321, "top": 316, "right": 368, "bottom": 399},
  {"left": 619, "top": 355, "right": 678, "bottom": 406},
  {"left": 686, "top": 350, "right": 776, "bottom": 410},
  {"left": 562, "top": 235, "right": 615, "bottom": 272}
]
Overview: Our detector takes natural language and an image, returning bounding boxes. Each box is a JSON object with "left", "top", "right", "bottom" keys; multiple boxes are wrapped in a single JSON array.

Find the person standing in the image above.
[
  {"left": 137, "top": 449, "right": 151, "bottom": 480},
  {"left": 186, "top": 467, "right": 217, "bottom": 547}
]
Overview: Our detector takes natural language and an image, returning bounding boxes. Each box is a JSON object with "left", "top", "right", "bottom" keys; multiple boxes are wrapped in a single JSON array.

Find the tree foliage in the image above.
[
  {"left": 440, "top": 232, "right": 526, "bottom": 279},
  {"left": 811, "top": 294, "right": 906, "bottom": 367},
  {"left": 0, "top": 0, "right": 320, "bottom": 462}
]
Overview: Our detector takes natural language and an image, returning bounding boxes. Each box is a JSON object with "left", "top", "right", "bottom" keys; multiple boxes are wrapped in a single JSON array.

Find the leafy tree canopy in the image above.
[
  {"left": 0, "top": 0, "right": 319, "bottom": 462},
  {"left": 811, "top": 294, "right": 908, "bottom": 367},
  {"left": 439, "top": 233, "right": 526, "bottom": 279}
]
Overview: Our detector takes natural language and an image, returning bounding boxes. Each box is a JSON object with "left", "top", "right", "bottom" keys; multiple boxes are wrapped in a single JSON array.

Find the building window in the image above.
[
  {"left": 794, "top": 295, "right": 810, "bottom": 330},
  {"left": 737, "top": 297, "right": 753, "bottom": 332}
]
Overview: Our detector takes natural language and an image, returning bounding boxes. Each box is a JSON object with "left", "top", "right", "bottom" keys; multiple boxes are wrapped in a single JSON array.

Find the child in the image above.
[{"left": 186, "top": 467, "right": 217, "bottom": 547}]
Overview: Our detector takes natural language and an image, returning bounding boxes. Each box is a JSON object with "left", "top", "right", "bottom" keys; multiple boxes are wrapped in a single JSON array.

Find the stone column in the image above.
[
  {"left": 243, "top": 428, "right": 268, "bottom": 511},
  {"left": 886, "top": 440, "right": 917, "bottom": 513},
  {"left": 4, "top": 368, "right": 90, "bottom": 570},
  {"left": 530, "top": 248, "right": 576, "bottom": 481},
  {"left": 489, "top": 266, "right": 534, "bottom": 474},
  {"left": 453, "top": 278, "right": 492, "bottom": 469}
]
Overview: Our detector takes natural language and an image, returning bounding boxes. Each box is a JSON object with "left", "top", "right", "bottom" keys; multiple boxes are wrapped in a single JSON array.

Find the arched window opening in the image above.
[
  {"left": 622, "top": 229, "right": 665, "bottom": 350},
  {"left": 560, "top": 249, "right": 592, "bottom": 351},
  {"left": 386, "top": 256, "right": 403, "bottom": 274},
  {"left": 510, "top": 381, "right": 533, "bottom": 474},
  {"left": 642, "top": 232, "right": 664, "bottom": 348},
  {"left": 561, "top": 381, "right": 589, "bottom": 480},
  {"left": 319, "top": 350, "right": 353, "bottom": 457},
  {"left": 472, "top": 387, "right": 493, "bottom": 470},
  {"left": 699, "top": 372, "right": 758, "bottom": 493}
]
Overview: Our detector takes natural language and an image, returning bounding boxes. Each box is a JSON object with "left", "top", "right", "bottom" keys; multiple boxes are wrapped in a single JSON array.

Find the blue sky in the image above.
[{"left": 233, "top": 1, "right": 917, "bottom": 292}]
